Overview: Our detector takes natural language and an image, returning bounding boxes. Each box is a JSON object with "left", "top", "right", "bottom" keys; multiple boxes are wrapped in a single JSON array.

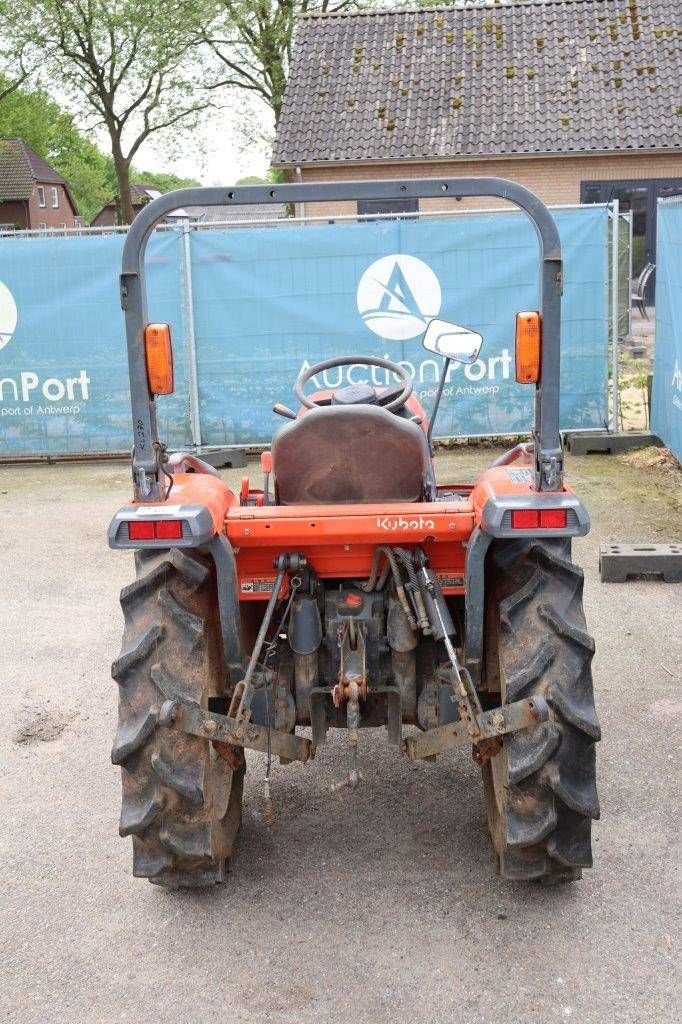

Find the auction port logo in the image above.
[
  {"left": 0, "top": 278, "right": 91, "bottom": 414},
  {"left": 356, "top": 254, "right": 441, "bottom": 341},
  {"left": 0, "top": 279, "right": 18, "bottom": 351}
]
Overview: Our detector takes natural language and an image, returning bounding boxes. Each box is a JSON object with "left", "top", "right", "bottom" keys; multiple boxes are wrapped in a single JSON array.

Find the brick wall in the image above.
[
  {"left": 91, "top": 205, "right": 118, "bottom": 228},
  {"left": 27, "top": 182, "right": 78, "bottom": 229},
  {"left": 292, "top": 152, "right": 682, "bottom": 219},
  {"left": 0, "top": 200, "right": 30, "bottom": 229}
]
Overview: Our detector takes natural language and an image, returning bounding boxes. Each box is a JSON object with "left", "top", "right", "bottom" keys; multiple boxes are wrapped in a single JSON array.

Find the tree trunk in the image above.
[{"left": 112, "top": 145, "right": 134, "bottom": 225}]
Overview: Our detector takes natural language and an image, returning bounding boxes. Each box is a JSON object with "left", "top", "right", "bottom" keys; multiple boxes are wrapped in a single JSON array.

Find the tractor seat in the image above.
[{"left": 272, "top": 405, "right": 432, "bottom": 505}]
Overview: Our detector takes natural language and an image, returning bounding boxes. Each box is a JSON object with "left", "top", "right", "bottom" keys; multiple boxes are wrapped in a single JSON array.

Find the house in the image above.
[
  {"left": 90, "top": 184, "right": 168, "bottom": 227},
  {"left": 90, "top": 183, "right": 196, "bottom": 227},
  {"left": 273, "top": 0, "right": 682, "bottom": 282},
  {"left": 0, "top": 138, "right": 82, "bottom": 230},
  {"left": 92, "top": 185, "right": 288, "bottom": 228},
  {"left": 184, "top": 202, "right": 287, "bottom": 224}
]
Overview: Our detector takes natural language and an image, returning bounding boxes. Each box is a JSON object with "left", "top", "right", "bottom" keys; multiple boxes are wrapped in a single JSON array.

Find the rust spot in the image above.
[
  {"left": 472, "top": 736, "right": 503, "bottom": 766},
  {"left": 333, "top": 674, "right": 367, "bottom": 708},
  {"left": 528, "top": 699, "right": 543, "bottom": 722},
  {"left": 228, "top": 681, "right": 245, "bottom": 718},
  {"left": 214, "top": 741, "right": 245, "bottom": 770}
]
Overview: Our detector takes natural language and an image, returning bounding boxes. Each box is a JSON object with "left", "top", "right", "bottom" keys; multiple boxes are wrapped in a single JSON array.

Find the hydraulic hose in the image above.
[
  {"left": 379, "top": 546, "right": 417, "bottom": 629},
  {"left": 393, "top": 547, "right": 431, "bottom": 633},
  {"left": 361, "top": 547, "right": 386, "bottom": 592}
]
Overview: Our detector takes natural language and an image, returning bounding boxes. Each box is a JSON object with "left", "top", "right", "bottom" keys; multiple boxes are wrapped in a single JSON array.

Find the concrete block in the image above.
[{"left": 600, "top": 543, "right": 682, "bottom": 583}]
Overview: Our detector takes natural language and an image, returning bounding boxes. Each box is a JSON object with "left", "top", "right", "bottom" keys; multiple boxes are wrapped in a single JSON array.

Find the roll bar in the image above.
[{"left": 120, "top": 177, "right": 563, "bottom": 500}]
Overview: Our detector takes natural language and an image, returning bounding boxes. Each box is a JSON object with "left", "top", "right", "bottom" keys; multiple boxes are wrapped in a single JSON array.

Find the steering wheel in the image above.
[{"left": 294, "top": 355, "right": 413, "bottom": 413}]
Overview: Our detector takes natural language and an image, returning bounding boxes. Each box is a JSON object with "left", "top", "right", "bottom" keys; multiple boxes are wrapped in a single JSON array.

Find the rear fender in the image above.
[
  {"left": 464, "top": 462, "right": 589, "bottom": 683},
  {"left": 470, "top": 465, "right": 589, "bottom": 539},
  {"left": 108, "top": 472, "right": 245, "bottom": 682},
  {"left": 108, "top": 472, "right": 236, "bottom": 550}
]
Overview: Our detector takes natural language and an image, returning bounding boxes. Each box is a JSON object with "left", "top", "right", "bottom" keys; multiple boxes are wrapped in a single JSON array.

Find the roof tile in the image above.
[
  {"left": 273, "top": 0, "right": 682, "bottom": 165},
  {"left": 0, "top": 138, "right": 70, "bottom": 201}
]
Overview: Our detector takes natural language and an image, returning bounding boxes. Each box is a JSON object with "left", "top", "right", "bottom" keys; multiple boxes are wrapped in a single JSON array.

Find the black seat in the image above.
[{"left": 272, "top": 405, "right": 432, "bottom": 505}]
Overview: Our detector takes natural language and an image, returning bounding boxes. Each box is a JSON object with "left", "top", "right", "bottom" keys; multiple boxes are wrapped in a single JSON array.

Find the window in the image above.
[
  {"left": 51, "top": 187, "right": 59, "bottom": 209},
  {"left": 581, "top": 184, "right": 602, "bottom": 205},
  {"left": 581, "top": 177, "right": 682, "bottom": 303},
  {"left": 58, "top": 222, "right": 66, "bottom": 229},
  {"left": 357, "top": 198, "right": 419, "bottom": 221},
  {"left": 582, "top": 178, "right": 682, "bottom": 271},
  {"left": 37, "top": 186, "right": 46, "bottom": 207},
  {"left": 37, "top": 222, "right": 47, "bottom": 230}
]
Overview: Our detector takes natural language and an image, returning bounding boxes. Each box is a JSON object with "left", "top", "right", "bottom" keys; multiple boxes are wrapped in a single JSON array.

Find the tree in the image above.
[
  {"left": 204, "top": 1, "right": 373, "bottom": 127},
  {"left": 0, "top": 73, "right": 201, "bottom": 222},
  {"left": 0, "top": 74, "right": 114, "bottom": 219},
  {"left": 131, "top": 170, "right": 201, "bottom": 193},
  {"left": 0, "top": 2, "right": 38, "bottom": 102},
  {"left": 11, "top": 1, "right": 214, "bottom": 223}
]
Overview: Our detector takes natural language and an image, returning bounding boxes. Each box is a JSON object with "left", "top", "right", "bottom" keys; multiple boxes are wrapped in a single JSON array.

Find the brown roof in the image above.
[
  {"left": 0, "top": 139, "right": 78, "bottom": 211},
  {"left": 273, "top": 0, "right": 682, "bottom": 166},
  {"left": 93, "top": 184, "right": 165, "bottom": 216},
  {"left": 130, "top": 184, "right": 164, "bottom": 201}
]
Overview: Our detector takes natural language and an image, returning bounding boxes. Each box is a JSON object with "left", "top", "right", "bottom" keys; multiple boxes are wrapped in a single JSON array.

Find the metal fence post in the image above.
[
  {"left": 180, "top": 219, "right": 202, "bottom": 447},
  {"left": 610, "top": 200, "right": 620, "bottom": 434}
]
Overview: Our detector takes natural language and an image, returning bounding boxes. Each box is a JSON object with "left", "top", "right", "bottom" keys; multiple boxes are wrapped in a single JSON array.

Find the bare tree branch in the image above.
[
  {"left": 204, "top": 0, "right": 375, "bottom": 126},
  {"left": 7, "top": 0, "right": 216, "bottom": 223}
]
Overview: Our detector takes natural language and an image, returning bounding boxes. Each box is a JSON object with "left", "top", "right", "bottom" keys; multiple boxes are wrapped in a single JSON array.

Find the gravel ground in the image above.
[{"left": 0, "top": 450, "right": 680, "bottom": 1024}]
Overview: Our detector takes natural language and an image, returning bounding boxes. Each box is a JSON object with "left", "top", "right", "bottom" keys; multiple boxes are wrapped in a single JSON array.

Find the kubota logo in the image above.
[
  {"left": 377, "top": 515, "right": 435, "bottom": 532},
  {"left": 357, "top": 254, "right": 441, "bottom": 341},
  {"left": 0, "top": 280, "right": 18, "bottom": 351}
]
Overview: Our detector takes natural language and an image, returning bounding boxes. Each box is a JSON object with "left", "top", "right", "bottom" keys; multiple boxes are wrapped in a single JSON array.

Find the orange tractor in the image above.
[{"left": 109, "top": 178, "right": 599, "bottom": 888}]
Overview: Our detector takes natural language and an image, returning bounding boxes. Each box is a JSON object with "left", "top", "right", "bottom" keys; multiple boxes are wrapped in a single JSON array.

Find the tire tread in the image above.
[
  {"left": 483, "top": 538, "right": 600, "bottom": 882},
  {"left": 112, "top": 548, "right": 243, "bottom": 888}
]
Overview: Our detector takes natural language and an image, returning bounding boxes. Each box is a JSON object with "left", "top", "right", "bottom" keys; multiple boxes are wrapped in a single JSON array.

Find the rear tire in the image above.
[
  {"left": 112, "top": 548, "right": 244, "bottom": 888},
  {"left": 482, "top": 539, "right": 600, "bottom": 882}
]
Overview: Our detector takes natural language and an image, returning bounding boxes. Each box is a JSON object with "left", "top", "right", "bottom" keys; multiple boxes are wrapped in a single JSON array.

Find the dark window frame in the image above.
[
  {"left": 581, "top": 177, "right": 682, "bottom": 301},
  {"left": 577, "top": 175, "right": 679, "bottom": 260},
  {"left": 357, "top": 197, "right": 419, "bottom": 221}
]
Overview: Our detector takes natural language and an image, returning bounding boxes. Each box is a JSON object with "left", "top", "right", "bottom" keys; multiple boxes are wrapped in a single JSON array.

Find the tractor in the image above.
[{"left": 109, "top": 178, "right": 600, "bottom": 888}]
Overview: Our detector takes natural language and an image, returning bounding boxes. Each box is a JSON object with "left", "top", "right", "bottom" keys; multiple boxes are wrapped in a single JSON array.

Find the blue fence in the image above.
[
  {"left": 652, "top": 200, "right": 682, "bottom": 463},
  {"left": 0, "top": 205, "right": 611, "bottom": 455}
]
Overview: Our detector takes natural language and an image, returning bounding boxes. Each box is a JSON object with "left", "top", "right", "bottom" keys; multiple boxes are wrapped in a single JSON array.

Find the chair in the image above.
[
  {"left": 631, "top": 262, "right": 655, "bottom": 319},
  {"left": 271, "top": 405, "right": 434, "bottom": 505}
]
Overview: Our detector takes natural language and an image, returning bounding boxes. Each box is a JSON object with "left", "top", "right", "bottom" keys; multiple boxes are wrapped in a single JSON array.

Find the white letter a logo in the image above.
[{"left": 0, "top": 280, "right": 18, "bottom": 351}]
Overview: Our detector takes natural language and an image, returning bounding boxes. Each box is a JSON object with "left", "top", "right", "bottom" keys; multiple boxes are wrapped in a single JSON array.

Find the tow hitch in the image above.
[
  {"left": 159, "top": 551, "right": 314, "bottom": 766},
  {"left": 158, "top": 696, "right": 314, "bottom": 763},
  {"left": 403, "top": 695, "right": 549, "bottom": 762},
  {"left": 158, "top": 545, "right": 548, "bottom": 773},
  {"left": 403, "top": 548, "right": 550, "bottom": 762}
]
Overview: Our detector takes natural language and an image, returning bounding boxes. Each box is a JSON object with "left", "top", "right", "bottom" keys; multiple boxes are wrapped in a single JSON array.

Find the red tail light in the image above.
[
  {"left": 155, "top": 519, "right": 183, "bottom": 540},
  {"left": 128, "top": 521, "right": 155, "bottom": 541},
  {"left": 511, "top": 509, "right": 539, "bottom": 529},
  {"left": 540, "top": 509, "right": 567, "bottom": 529},
  {"left": 127, "top": 519, "right": 184, "bottom": 541},
  {"left": 511, "top": 509, "right": 567, "bottom": 530}
]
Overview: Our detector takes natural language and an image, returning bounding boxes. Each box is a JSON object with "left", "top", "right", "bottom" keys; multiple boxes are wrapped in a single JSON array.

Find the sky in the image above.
[{"left": 141, "top": 95, "right": 275, "bottom": 185}]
